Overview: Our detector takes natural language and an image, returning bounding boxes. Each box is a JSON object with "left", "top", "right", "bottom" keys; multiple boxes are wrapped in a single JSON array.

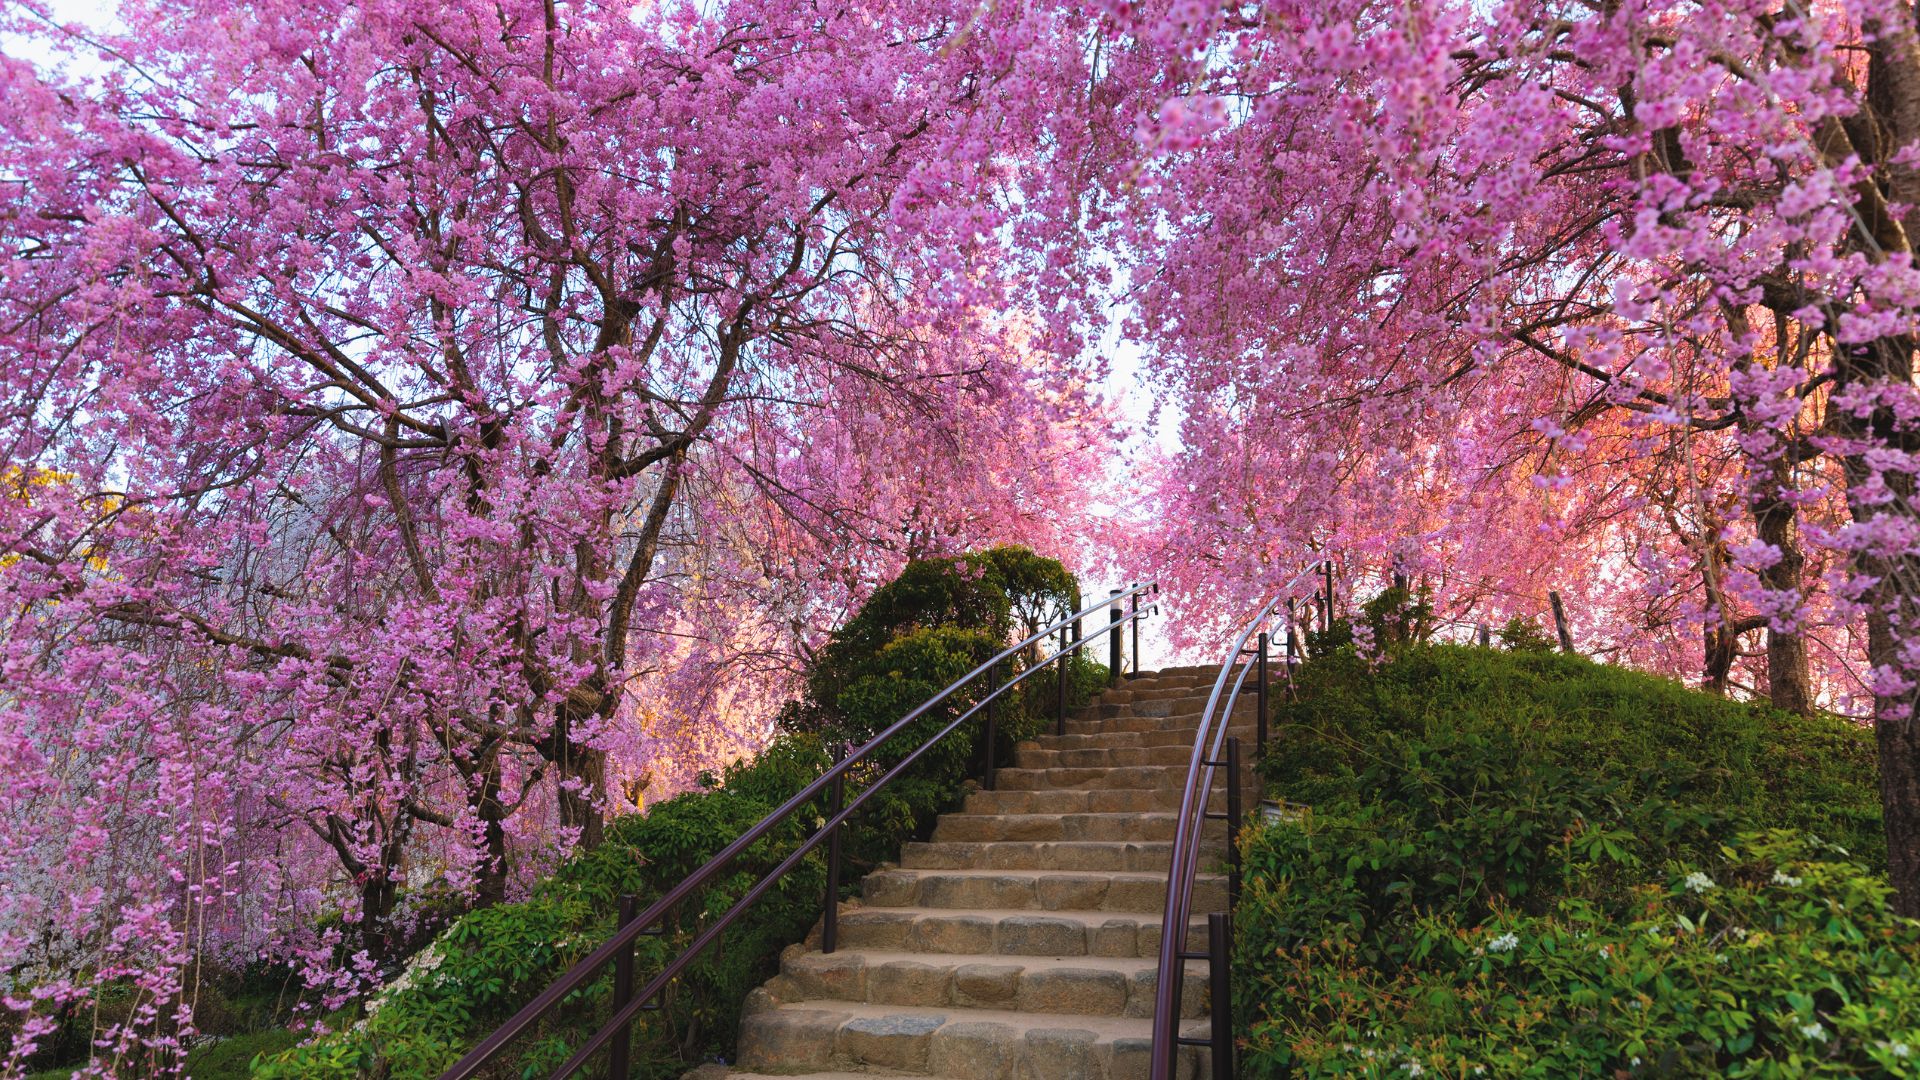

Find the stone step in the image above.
[
  {"left": 1029, "top": 725, "right": 1260, "bottom": 751},
  {"left": 962, "top": 789, "right": 1227, "bottom": 815},
  {"left": 1093, "top": 684, "right": 1230, "bottom": 705},
  {"left": 1012, "top": 744, "right": 1205, "bottom": 769},
  {"left": 735, "top": 1000, "right": 1211, "bottom": 1080},
  {"left": 900, "top": 839, "right": 1223, "bottom": 873},
  {"left": 1090, "top": 695, "right": 1258, "bottom": 720},
  {"left": 991, "top": 764, "right": 1253, "bottom": 792},
  {"left": 831, "top": 905, "right": 1209, "bottom": 959},
  {"left": 860, "top": 868, "right": 1228, "bottom": 913},
  {"left": 1063, "top": 712, "right": 1257, "bottom": 736},
  {"left": 769, "top": 948, "right": 1208, "bottom": 1019},
  {"left": 932, "top": 812, "right": 1225, "bottom": 844}
]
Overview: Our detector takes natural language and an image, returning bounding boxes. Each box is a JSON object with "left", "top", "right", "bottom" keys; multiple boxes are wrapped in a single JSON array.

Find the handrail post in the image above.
[
  {"left": 823, "top": 744, "right": 845, "bottom": 954},
  {"left": 1131, "top": 586, "right": 1141, "bottom": 676},
  {"left": 1255, "top": 632, "right": 1269, "bottom": 758},
  {"left": 1550, "top": 589, "right": 1575, "bottom": 652},
  {"left": 608, "top": 894, "right": 637, "bottom": 1080},
  {"left": 1207, "top": 911, "right": 1233, "bottom": 1080},
  {"left": 1225, "top": 736, "right": 1242, "bottom": 907},
  {"left": 982, "top": 663, "right": 1000, "bottom": 791},
  {"left": 1323, "top": 560, "right": 1335, "bottom": 628},
  {"left": 1109, "top": 588, "right": 1123, "bottom": 685},
  {"left": 1055, "top": 624, "right": 1069, "bottom": 737},
  {"left": 1477, "top": 620, "right": 1491, "bottom": 648}
]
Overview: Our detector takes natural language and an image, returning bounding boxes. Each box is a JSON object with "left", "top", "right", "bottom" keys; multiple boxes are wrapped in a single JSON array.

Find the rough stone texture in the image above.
[
  {"left": 908, "top": 913, "right": 996, "bottom": 953},
  {"left": 1020, "top": 1026, "right": 1102, "bottom": 1080},
  {"left": 868, "top": 959, "right": 953, "bottom": 1007},
  {"left": 1019, "top": 968, "right": 1129, "bottom": 1015},
  {"left": 997, "top": 914, "right": 1087, "bottom": 956},
  {"left": 736, "top": 1007, "right": 850, "bottom": 1071},
  {"left": 836, "top": 1012, "right": 944, "bottom": 1070},
  {"left": 929, "top": 1020, "right": 1021, "bottom": 1080},
  {"left": 952, "top": 963, "right": 1021, "bottom": 1006}
]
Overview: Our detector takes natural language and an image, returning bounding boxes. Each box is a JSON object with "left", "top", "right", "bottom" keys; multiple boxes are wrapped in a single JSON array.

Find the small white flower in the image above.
[
  {"left": 1599, "top": 946, "right": 1610, "bottom": 958},
  {"left": 1487, "top": 931, "right": 1520, "bottom": 954},
  {"left": 1406, "top": 1063, "right": 1425, "bottom": 1077},
  {"left": 1683, "top": 871, "right": 1716, "bottom": 893},
  {"left": 1473, "top": 1069, "right": 1487, "bottom": 1076},
  {"left": 1801, "top": 1022, "right": 1829, "bottom": 1042},
  {"left": 1891, "top": 1042, "right": 1913, "bottom": 1059},
  {"left": 1772, "top": 870, "right": 1803, "bottom": 887},
  {"left": 1730, "top": 926, "right": 1748, "bottom": 940},
  {"left": 1631, "top": 1057, "right": 1642, "bottom": 1067}
]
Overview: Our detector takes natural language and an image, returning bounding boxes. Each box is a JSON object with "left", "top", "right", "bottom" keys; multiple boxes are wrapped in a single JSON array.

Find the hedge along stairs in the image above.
[{"left": 693, "top": 665, "right": 1259, "bottom": 1080}]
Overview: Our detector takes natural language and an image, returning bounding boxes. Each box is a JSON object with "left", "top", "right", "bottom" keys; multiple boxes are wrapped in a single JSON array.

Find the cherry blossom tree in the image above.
[
  {"left": 1060, "top": 0, "right": 1920, "bottom": 905},
  {"left": 0, "top": 0, "right": 1108, "bottom": 1063}
]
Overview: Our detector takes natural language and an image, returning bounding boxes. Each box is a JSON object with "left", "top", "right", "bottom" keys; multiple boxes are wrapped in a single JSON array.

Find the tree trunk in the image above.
[
  {"left": 472, "top": 755, "right": 511, "bottom": 908},
  {"left": 539, "top": 699, "right": 608, "bottom": 849},
  {"left": 1751, "top": 470, "right": 1813, "bottom": 716},
  {"left": 1832, "top": 18, "right": 1920, "bottom": 914},
  {"left": 1874, "top": 613, "right": 1920, "bottom": 918},
  {"left": 1835, "top": 335, "right": 1920, "bottom": 915}
]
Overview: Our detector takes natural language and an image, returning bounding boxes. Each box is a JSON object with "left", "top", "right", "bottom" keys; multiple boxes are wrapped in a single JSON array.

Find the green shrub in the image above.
[
  {"left": 1238, "top": 644, "right": 1896, "bottom": 1078},
  {"left": 257, "top": 546, "right": 1103, "bottom": 1079}
]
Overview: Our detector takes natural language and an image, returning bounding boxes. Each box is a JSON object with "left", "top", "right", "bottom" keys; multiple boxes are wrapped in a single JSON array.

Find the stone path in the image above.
[{"left": 700, "top": 666, "right": 1256, "bottom": 1080}]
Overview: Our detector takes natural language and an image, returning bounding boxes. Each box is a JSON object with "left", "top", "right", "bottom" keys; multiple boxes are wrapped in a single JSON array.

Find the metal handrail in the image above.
[
  {"left": 1148, "top": 563, "right": 1327, "bottom": 1080},
  {"left": 441, "top": 581, "right": 1160, "bottom": 1080}
]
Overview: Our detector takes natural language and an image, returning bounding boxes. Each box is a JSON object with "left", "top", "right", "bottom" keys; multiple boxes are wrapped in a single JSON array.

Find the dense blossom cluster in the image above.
[
  {"left": 1054, "top": 0, "right": 1920, "bottom": 904},
  {"left": 0, "top": 0, "right": 1108, "bottom": 1066}
]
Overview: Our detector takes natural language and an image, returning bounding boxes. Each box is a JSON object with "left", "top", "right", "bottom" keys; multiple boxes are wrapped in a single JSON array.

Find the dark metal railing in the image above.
[
  {"left": 440, "top": 581, "right": 1160, "bottom": 1080},
  {"left": 1148, "top": 563, "right": 1326, "bottom": 1080}
]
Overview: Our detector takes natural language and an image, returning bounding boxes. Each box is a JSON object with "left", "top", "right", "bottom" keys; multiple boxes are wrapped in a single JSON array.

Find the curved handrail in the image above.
[
  {"left": 443, "top": 580, "right": 1160, "bottom": 1080},
  {"left": 1148, "top": 563, "right": 1325, "bottom": 1080}
]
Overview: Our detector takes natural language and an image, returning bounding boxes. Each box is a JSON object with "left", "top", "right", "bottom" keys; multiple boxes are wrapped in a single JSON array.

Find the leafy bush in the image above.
[
  {"left": 257, "top": 547, "right": 1104, "bottom": 1079},
  {"left": 1238, "top": 644, "right": 1898, "bottom": 1078}
]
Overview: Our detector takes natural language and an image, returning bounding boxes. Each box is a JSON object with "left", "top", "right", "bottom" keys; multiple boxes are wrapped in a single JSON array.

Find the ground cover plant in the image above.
[{"left": 1238, "top": 643, "right": 1909, "bottom": 1077}]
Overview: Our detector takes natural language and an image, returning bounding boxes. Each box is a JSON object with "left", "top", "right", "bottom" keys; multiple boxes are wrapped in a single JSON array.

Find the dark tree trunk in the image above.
[
  {"left": 539, "top": 698, "right": 608, "bottom": 849},
  {"left": 1752, "top": 470, "right": 1814, "bottom": 716},
  {"left": 472, "top": 755, "right": 511, "bottom": 908},
  {"left": 1874, "top": 608, "right": 1920, "bottom": 918}
]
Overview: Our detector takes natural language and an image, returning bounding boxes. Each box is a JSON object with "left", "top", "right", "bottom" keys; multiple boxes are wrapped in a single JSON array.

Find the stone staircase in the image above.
[{"left": 702, "top": 666, "right": 1259, "bottom": 1080}]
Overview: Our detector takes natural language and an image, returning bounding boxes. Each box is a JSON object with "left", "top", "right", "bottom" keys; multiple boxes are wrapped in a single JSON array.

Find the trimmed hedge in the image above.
[{"left": 1238, "top": 643, "right": 1908, "bottom": 1077}]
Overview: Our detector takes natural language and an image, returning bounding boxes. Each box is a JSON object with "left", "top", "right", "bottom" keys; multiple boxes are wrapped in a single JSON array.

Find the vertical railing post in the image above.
[
  {"left": 1323, "top": 561, "right": 1336, "bottom": 629},
  {"left": 1550, "top": 590, "right": 1575, "bottom": 652},
  {"left": 1225, "top": 736, "right": 1242, "bottom": 907},
  {"left": 1207, "top": 911, "right": 1233, "bottom": 1080},
  {"left": 1131, "top": 586, "right": 1142, "bottom": 676},
  {"left": 608, "top": 894, "right": 637, "bottom": 1080},
  {"left": 1255, "top": 632, "right": 1269, "bottom": 758},
  {"left": 1056, "top": 624, "right": 1069, "bottom": 737},
  {"left": 823, "top": 745, "right": 844, "bottom": 954},
  {"left": 1109, "top": 588, "right": 1123, "bottom": 685},
  {"left": 982, "top": 663, "right": 1000, "bottom": 791},
  {"left": 1477, "top": 620, "right": 1491, "bottom": 648}
]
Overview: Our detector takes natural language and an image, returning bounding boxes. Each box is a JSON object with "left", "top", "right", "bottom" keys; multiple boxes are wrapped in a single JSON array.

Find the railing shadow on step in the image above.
[
  {"left": 439, "top": 582, "right": 1160, "bottom": 1080},
  {"left": 1149, "top": 562, "right": 1327, "bottom": 1080}
]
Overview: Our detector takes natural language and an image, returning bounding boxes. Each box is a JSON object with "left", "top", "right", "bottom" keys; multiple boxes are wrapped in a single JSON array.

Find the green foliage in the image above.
[
  {"left": 257, "top": 546, "right": 1099, "bottom": 1079},
  {"left": 1239, "top": 644, "right": 1896, "bottom": 1078},
  {"left": 1497, "top": 614, "right": 1559, "bottom": 652},
  {"left": 185, "top": 1030, "right": 305, "bottom": 1079},
  {"left": 1360, "top": 581, "right": 1433, "bottom": 646}
]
